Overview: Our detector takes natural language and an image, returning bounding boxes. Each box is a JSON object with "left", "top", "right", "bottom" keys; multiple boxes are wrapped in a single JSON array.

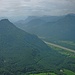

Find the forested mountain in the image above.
[
  {"left": 0, "top": 19, "right": 66, "bottom": 75},
  {"left": 0, "top": 19, "right": 51, "bottom": 74},
  {"left": 0, "top": 19, "right": 75, "bottom": 75}
]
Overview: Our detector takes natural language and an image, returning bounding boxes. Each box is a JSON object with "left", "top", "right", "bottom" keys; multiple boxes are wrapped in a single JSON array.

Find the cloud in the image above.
[{"left": 0, "top": 0, "right": 75, "bottom": 18}]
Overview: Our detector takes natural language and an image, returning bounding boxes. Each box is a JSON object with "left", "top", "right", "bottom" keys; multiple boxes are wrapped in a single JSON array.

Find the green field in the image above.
[
  {"left": 47, "top": 42, "right": 75, "bottom": 58},
  {"left": 30, "top": 72, "right": 57, "bottom": 75},
  {"left": 29, "top": 69, "right": 75, "bottom": 75},
  {"left": 63, "top": 69, "right": 75, "bottom": 75}
]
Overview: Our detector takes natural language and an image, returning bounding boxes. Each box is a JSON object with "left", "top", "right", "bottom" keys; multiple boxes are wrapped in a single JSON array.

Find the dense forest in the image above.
[{"left": 0, "top": 19, "right": 75, "bottom": 75}]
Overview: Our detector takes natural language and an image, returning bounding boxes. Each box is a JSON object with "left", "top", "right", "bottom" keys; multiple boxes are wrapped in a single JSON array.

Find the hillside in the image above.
[
  {"left": 0, "top": 19, "right": 66, "bottom": 75},
  {"left": 0, "top": 19, "right": 51, "bottom": 74},
  {"left": 0, "top": 19, "right": 75, "bottom": 75}
]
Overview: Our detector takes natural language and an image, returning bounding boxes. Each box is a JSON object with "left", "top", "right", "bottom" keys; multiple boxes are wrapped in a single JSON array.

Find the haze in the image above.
[{"left": 0, "top": 0, "right": 75, "bottom": 18}]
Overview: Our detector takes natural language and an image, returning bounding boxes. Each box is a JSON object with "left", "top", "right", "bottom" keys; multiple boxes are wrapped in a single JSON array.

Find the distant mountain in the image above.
[
  {"left": 14, "top": 15, "right": 62, "bottom": 30},
  {"left": 40, "top": 16, "right": 62, "bottom": 22},
  {"left": 66, "top": 13, "right": 75, "bottom": 16},
  {"left": 15, "top": 16, "right": 39, "bottom": 28},
  {"left": 0, "top": 19, "right": 67, "bottom": 74},
  {"left": 18, "top": 14, "right": 75, "bottom": 41},
  {"left": 40, "top": 14, "right": 75, "bottom": 41}
]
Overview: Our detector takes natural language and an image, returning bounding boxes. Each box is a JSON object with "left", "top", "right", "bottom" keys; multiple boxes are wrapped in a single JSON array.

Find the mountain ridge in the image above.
[
  {"left": 0, "top": 19, "right": 63, "bottom": 74},
  {"left": 16, "top": 14, "right": 75, "bottom": 41}
]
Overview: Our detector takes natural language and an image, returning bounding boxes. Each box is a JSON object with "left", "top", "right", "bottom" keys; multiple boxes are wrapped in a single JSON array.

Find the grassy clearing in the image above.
[
  {"left": 30, "top": 72, "right": 57, "bottom": 75},
  {"left": 63, "top": 69, "right": 75, "bottom": 75},
  {"left": 29, "top": 70, "right": 75, "bottom": 75}
]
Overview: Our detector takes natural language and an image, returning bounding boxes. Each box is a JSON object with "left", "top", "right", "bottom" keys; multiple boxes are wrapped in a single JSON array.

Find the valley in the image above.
[
  {"left": 28, "top": 40, "right": 75, "bottom": 75},
  {"left": 44, "top": 41, "right": 75, "bottom": 53}
]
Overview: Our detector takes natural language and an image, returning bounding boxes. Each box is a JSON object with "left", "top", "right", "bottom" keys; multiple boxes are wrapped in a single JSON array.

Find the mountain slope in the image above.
[
  {"left": 0, "top": 19, "right": 51, "bottom": 73},
  {"left": 0, "top": 19, "right": 75, "bottom": 75},
  {"left": 0, "top": 19, "right": 66, "bottom": 74}
]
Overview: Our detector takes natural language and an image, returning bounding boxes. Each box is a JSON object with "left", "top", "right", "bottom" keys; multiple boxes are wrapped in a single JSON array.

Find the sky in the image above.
[{"left": 0, "top": 0, "right": 75, "bottom": 18}]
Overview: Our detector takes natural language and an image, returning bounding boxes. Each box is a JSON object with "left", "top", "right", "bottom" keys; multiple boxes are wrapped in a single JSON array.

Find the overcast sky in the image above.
[{"left": 0, "top": 0, "right": 75, "bottom": 18}]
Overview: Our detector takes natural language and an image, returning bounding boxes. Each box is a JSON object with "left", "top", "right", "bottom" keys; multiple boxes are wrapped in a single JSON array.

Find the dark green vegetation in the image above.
[
  {"left": 0, "top": 18, "right": 75, "bottom": 75},
  {"left": 14, "top": 14, "right": 75, "bottom": 75},
  {"left": 47, "top": 41, "right": 75, "bottom": 74},
  {"left": 0, "top": 19, "right": 52, "bottom": 74},
  {"left": 0, "top": 19, "right": 53, "bottom": 74},
  {"left": 0, "top": 19, "right": 67, "bottom": 75},
  {"left": 30, "top": 72, "right": 57, "bottom": 75}
]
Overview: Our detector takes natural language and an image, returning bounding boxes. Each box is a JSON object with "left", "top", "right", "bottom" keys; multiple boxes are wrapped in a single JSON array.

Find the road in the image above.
[{"left": 44, "top": 41, "right": 75, "bottom": 53}]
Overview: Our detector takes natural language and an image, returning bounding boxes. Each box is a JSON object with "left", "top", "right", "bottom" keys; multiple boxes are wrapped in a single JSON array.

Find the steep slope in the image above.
[
  {"left": 0, "top": 19, "right": 75, "bottom": 75},
  {"left": 0, "top": 19, "right": 51, "bottom": 73},
  {"left": 0, "top": 19, "right": 66, "bottom": 74}
]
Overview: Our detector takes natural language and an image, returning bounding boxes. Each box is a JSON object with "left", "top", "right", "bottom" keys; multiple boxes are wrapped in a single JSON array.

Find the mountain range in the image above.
[
  {"left": 15, "top": 14, "right": 75, "bottom": 42},
  {"left": 15, "top": 15, "right": 62, "bottom": 30}
]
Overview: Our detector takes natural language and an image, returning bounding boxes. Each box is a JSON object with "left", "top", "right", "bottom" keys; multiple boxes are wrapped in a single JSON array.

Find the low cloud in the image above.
[{"left": 0, "top": 0, "right": 75, "bottom": 17}]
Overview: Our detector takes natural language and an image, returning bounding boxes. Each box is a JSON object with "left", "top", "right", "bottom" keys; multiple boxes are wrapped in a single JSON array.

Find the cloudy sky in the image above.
[{"left": 0, "top": 0, "right": 75, "bottom": 18}]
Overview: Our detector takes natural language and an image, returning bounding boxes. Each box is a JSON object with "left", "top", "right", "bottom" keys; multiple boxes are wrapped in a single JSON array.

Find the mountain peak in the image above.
[
  {"left": 0, "top": 19, "right": 17, "bottom": 30},
  {"left": 63, "top": 13, "right": 75, "bottom": 21},
  {"left": 0, "top": 19, "right": 12, "bottom": 25},
  {"left": 66, "top": 13, "right": 75, "bottom": 17},
  {"left": 0, "top": 19, "right": 9, "bottom": 22}
]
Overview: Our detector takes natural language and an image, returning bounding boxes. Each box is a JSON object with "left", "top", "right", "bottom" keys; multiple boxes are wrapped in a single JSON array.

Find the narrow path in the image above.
[{"left": 44, "top": 41, "right": 75, "bottom": 53}]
